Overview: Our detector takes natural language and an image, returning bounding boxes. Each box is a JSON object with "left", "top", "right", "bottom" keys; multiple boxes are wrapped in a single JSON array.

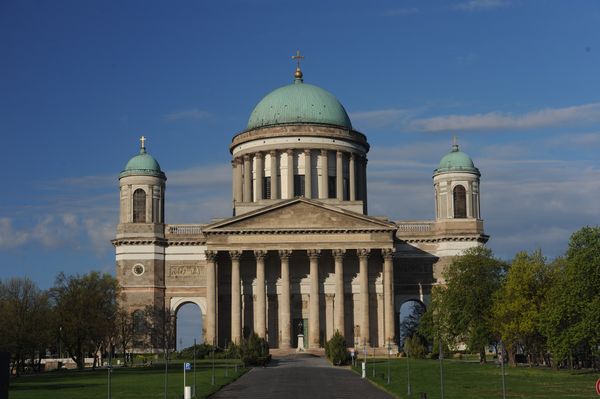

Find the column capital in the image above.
[
  {"left": 382, "top": 248, "right": 394, "bottom": 260},
  {"left": 269, "top": 149, "right": 277, "bottom": 157},
  {"left": 286, "top": 148, "right": 294, "bottom": 155},
  {"left": 336, "top": 150, "right": 343, "bottom": 159},
  {"left": 229, "top": 250, "right": 243, "bottom": 260},
  {"left": 278, "top": 249, "right": 293, "bottom": 260},
  {"left": 255, "top": 151, "right": 263, "bottom": 159},
  {"left": 332, "top": 249, "right": 346, "bottom": 260},
  {"left": 205, "top": 250, "right": 217, "bottom": 262},
  {"left": 320, "top": 149, "right": 328, "bottom": 156},
  {"left": 307, "top": 249, "right": 321, "bottom": 260},
  {"left": 254, "top": 249, "right": 267, "bottom": 260},
  {"left": 350, "top": 152, "right": 356, "bottom": 160},
  {"left": 243, "top": 154, "right": 251, "bottom": 161},
  {"left": 303, "top": 148, "right": 311, "bottom": 155},
  {"left": 357, "top": 248, "right": 371, "bottom": 259}
]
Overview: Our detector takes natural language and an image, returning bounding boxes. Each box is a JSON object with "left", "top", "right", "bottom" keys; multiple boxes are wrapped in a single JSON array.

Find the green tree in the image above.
[
  {"left": 541, "top": 227, "right": 600, "bottom": 369},
  {"left": 325, "top": 330, "right": 349, "bottom": 365},
  {"left": 114, "top": 307, "right": 135, "bottom": 365},
  {"left": 492, "top": 250, "right": 553, "bottom": 366},
  {"left": 421, "top": 246, "right": 505, "bottom": 363},
  {"left": 0, "top": 278, "right": 51, "bottom": 375},
  {"left": 143, "top": 305, "right": 176, "bottom": 357},
  {"left": 50, "top": 272, "right": 119, "bottom": 370}
]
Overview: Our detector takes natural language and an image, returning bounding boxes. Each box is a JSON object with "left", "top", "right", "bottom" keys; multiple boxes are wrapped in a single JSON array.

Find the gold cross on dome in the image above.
[
  {"left": 140, "top": 135, "right": 146, "bottom": 150},
  {"left": 292, "top": 50, "right": 304, "bottom": 69}
]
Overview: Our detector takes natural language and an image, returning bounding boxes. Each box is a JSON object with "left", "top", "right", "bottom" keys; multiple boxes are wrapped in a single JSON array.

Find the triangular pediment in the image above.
[{"left": 204, "top": 198, "right": 396, "bottom": 233}]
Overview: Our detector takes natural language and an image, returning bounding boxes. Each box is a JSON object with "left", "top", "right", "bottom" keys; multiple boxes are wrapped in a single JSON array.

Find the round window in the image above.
[{"left": 132, "top": 264, "right": 145, "bottom": 276}]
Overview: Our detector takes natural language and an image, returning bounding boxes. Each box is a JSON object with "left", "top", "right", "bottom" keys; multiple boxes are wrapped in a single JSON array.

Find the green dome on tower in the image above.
[
  {"left": 119, "top": 137, "right": 166, "bottom": 179},
  {"left": 246, "top": 72, "right": 352, "bottom": 131},
  {"left": 434, "top": 143, "right": 480, "bottom": 176}
]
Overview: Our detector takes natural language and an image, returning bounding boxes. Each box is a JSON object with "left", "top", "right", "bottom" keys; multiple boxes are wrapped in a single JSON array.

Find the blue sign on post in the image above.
[{"left": 185, "top": 362, "right": 192, "bottom": 371}]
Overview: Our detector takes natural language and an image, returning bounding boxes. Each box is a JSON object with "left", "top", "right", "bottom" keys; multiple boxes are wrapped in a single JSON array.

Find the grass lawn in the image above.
[
  {"left": 353, "top": 357, "right": 600, "bottom": 399},
  {"left": 9, "top": 359, "right": 246, "bottom": 399}
]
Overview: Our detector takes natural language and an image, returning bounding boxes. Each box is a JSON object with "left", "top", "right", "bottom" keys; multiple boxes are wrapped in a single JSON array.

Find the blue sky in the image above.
[{"left": 2, "top": 0, "right": 600, "bottom": 347}]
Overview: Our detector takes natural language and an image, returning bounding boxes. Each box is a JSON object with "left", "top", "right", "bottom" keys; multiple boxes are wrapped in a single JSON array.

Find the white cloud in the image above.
[
  {"left": 411, "top": 103, "right": 600, "bottom": 132},
  {"left": 164, "top": 108, "right": 211, "bottom": 122},
  {"left": 0, "top": 218, "right": 30, "bottom": 249},
  {"left": 350, "top": 108, "right": 418, "bottom": 130},
  {"left": 454, "top": 0, "right": 511, "bottom": 11}
]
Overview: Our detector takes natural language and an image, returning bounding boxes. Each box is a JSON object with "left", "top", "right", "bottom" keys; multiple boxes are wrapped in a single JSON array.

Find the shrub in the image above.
[
  {"left": 403, "top": 334, "right": 427, "bottom": 359},
  {"left": 239, "top": 333, "right": 270, "bottom": 366},
  {"left": 325, "top": 331, "right": 349, "bottom": 365}
]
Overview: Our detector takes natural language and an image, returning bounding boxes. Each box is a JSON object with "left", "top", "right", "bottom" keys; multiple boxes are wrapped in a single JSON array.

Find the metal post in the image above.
[
  {"left": 372, "top": 347, "right": 376, "bottom": 377},
  {"left": 439, "top": 339, "right": 444, "bottom": 399},
  {"left": 193, "top": 338, "right": 197, "bottom": 397},
  {"left": 163, "top": 349, "right": 168, "bottom": 399},
  {"left": 386, "top": 342, "right": 391, "bottom": 385},
  {"left": 363, "top": 340, "right": 367, "bottom": 376},
  {"left": 107, "top": 345, "right": 112, "bottom": 399},
  {"left": 500, "top": 341, "right": 507, "bottom": 399},
  {"left": 211, "top": 340, "right": 215, "bottom": 386},
  {"left": 183, "top": 362, "right": 186, "bottom": 394},
  {"left": 407, "top": 347, "right": 412, "bottom": 396}
]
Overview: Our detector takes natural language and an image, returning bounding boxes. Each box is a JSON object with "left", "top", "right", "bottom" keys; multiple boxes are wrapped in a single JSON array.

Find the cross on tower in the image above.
[
  {"left": 292, "top": 50, "right": 304, "bottom": 69},
  {"left": 292, "top": 50, "right": 305, "bottom": 80}
]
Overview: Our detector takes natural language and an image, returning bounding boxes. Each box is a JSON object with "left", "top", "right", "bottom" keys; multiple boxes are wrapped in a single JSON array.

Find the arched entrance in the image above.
[
  {"left": 170, "top": 297, "right": 206, "bottom": 350},
  {"left": 398, "top": 299, "right": 426, "bottom": 351}
]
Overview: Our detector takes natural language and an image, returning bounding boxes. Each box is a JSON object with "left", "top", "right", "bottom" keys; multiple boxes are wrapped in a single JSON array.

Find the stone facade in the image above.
[{"left": 113, "top": 75, "right": 488, "bottom": 351}]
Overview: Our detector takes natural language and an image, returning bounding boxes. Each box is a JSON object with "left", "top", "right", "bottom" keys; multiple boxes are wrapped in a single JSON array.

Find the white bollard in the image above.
[
  {"left": 362, "top": 362, "right": 366, "bottom": 378},
  {"left": 184, "top": 386, "right": 192, "bottom": 399}
]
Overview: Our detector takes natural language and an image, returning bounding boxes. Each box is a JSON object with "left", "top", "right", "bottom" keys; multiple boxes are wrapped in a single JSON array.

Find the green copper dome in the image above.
[
  {"left": 246, "top": 78, "right": 352, "bottom": 130},
  {"left": 434, "top": 144, "right": 480, "bottom": 175},
  {"left": 119, "top": 141, "right": 165, "bottom": 179}
]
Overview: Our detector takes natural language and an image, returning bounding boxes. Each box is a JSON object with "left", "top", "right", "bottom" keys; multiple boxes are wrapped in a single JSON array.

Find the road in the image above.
[{"left": 210, "top": 354, "right": 394, "bottom": 399}]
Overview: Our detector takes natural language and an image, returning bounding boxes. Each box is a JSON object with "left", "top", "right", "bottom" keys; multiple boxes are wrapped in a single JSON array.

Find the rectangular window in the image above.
[
  {"left": 263, "top": 176, "right": 271, "bottom": 199},
  {"left": 294, "top": 174, "right": 305, "bottom": 197},
  {"left": 328, "top": 176, "right": 336, "bottom": 199}
]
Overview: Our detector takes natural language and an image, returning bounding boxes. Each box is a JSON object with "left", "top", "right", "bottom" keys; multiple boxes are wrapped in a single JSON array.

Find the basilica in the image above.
[{"left": 113, "top": 61, "right": 487, "bottom": 351}]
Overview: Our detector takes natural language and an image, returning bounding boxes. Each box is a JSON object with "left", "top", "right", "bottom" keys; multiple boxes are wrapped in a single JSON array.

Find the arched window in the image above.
[
  {"left": 453, "top": 185, "right": 467, "bottom": 218},
  {"left": 133, "top": 189, "right": 146, "bottom": 223}
]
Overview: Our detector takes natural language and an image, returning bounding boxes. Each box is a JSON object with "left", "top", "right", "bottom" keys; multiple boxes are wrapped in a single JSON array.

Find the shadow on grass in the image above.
[{"left": 11, "top": 383, "right": 99, "bottom": 391}]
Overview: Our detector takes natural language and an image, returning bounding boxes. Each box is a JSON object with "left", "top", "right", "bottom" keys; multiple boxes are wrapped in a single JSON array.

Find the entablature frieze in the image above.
[{"left": 112, "top": 239, "right": 168, "bottom": 247}]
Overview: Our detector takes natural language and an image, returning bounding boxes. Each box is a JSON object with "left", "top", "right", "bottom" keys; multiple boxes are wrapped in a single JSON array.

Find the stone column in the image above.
[
  {"left": 205, "top": 250, "right": 217, "bottom": 345},
  {"left": 230, "top": 250, "right": 242, "bottom": 344},
  {"left": 358, "top": 248, "right": 370, "bottom": 346},
  {"left": 304, "top": 149, "right": 312, "bottom": 198},
  {"left": 278, "top": 249, "right": 292, "bottom": 349},
  {"left": 319, "top": 150, "right": 328, "bottom": 199},
  {"left": 255, "top": 152, "right": 264, "bottom": 201},
  {"left": 270, "top": 150, "right": 279, "bottom": 200},
  {"left": 233, "top": 158, "right": 243, "bottom": 204},
  {"left": 382, "top": 248, "right": 395, "bottom": 345},
  {"left": 333, "top": 249, "right": 346, "bottom": 337},
  {"left": 287, "top": 149, "right": 294, "bottom": 198},
  {"left": 307, "top": 249, "right": 321, "bottom": 348},
  {"left": 362, "top": 157, "right": 368, "bottom": 212},
  {"left": 243, "top": 155, "right": 251, "bottom": 202},
  {"left": 254, "top": 250, "right": 267, "bottom": 338},
  {"left": 349, "top": 153, "right": 356, "bottom": 201},
  {"left": 336, "top": 151, "right": 343, "bottom": 200}
]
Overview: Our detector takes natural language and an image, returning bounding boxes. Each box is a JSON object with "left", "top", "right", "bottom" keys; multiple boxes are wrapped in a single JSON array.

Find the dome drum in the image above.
[{"left": 230, "top": 124, "right": 369, "bottom": 156}]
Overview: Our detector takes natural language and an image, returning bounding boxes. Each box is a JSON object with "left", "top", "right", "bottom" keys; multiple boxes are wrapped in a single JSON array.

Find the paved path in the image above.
[{"left": 210, "top": 354, "right": 394, "bottom": 399}]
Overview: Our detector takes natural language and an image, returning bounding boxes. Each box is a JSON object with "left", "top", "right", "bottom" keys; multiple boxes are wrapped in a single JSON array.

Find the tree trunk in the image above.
[
  {"left": 479, "top": 347, "right": 487, "bottom": 364},
  {"left": 507, "top": 345, "right": 516, "bottom": 367}
]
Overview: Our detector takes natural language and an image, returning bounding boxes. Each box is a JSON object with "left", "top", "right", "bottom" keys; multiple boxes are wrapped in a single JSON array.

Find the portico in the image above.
[{"left": 202, "top": 198, "right": 397, "bottom": 349}]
